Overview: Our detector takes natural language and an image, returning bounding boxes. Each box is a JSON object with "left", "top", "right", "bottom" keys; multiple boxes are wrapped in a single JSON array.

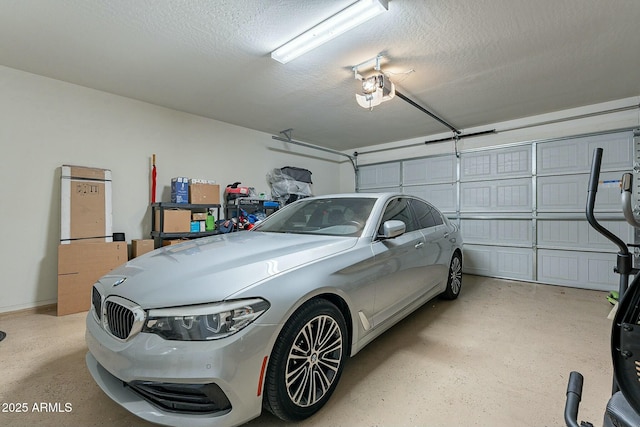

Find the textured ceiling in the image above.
[{"left": 1, "top": 0, "right": 639, "bottom": 151}]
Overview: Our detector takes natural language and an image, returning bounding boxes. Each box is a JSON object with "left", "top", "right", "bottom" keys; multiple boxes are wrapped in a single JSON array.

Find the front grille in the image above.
[
  {"left": 99, "top": 296, "right": 145, "bottom": 341},
  {"left": 91, "top": 286, "right": 102, "bottom": 321},
  {"left": 127, "top": 381, "right": 232, "bottom": 414},
  {"left": 105, "top": 300, "right": 135, "bottom": 339}
]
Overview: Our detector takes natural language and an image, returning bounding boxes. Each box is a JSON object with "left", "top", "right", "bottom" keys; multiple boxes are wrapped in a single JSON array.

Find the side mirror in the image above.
[{"left": 381, "top": 220, "right": 406, "bottom": 239}]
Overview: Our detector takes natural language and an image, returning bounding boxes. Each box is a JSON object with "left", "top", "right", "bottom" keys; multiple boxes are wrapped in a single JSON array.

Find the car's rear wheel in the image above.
[
  {"left": 441, "top": 251, "right": 462, "bottom": 300},
  {"left": 264, "top": 299, "right": 347, "bottom": 421}
]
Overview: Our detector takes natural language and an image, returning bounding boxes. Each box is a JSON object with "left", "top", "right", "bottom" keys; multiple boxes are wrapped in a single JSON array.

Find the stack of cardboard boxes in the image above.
[
  {"left": 57, "top": 165, "right": 127, "bottom": 316},
  {"left": 170, "top": 177, "right": 220, "bottom": 205},
  {"left": 156, "top": 178, "right": 220, "bottom": 240},
  {"left": 56, "top": 169, "right": 222, "bottom": 316}
]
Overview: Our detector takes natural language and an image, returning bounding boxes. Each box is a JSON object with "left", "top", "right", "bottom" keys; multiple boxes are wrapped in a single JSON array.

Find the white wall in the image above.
[
  {"left": 0, "top": 66, "right": 341, "bottom": 313},
  {"left": 339, "top": 96, "right": 640, "bottom": 191}
]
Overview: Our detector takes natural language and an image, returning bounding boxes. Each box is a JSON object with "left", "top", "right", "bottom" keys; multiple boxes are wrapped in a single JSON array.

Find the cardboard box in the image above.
[
  {"left": 192, "top": 212, "right": 208, "bottom": 221},
  {"left": 171, "top": 177, "right": 189, "bottom": 203},
  {"left": 132, "top": 239, "right": 154, "bottom": 258},
  {"left": 57, "top": 242, "right": 127, "bottom": 316},
  {"left": 189, "top": 181, "right": 220, "bottom": 204},
  {"left": 60, "top": 165, "right": 113, "bottom": 244},
  {"left": 154, "top": 209, "right": 191, "bottom": 233}
]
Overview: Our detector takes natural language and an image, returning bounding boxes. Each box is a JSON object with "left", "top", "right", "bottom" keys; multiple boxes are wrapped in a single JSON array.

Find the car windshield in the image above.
[{"left": 253, "top": 197, "right": 376, "bottom": 237}]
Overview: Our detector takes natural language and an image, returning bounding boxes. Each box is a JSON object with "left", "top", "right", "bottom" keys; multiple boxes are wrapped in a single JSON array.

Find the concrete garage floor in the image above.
[{"left": 0, "top": 275, "right": 613, "bottom": 427}]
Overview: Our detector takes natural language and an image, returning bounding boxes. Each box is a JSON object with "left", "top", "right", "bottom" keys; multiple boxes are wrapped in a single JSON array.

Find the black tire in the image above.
[
  {"left": 441, "top": 251, "right": 462, "bottom": 300},
  {"left": 263, "top": 299, "right": 347, "bottom": 421}
]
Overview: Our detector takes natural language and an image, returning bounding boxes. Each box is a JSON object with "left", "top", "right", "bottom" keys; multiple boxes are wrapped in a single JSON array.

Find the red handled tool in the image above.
[{"left": 151, "top": 154, "right": 157, "bottom": 204}]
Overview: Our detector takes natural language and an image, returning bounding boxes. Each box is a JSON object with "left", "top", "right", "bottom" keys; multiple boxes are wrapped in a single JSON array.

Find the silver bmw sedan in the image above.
[{"left": 86, "top": 193, "right": 463, "bottom": 427}]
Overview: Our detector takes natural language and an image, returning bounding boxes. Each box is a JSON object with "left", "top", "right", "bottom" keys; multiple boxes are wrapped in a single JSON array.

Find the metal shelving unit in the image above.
[
  {"left": 224, "top": 198, "right": 279, "bottom": 231},
  {"left": 151, "top": 202, "right": 221, "bottom": 246}
]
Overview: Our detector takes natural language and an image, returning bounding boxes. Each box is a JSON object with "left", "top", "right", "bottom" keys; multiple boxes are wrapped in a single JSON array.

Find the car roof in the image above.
[{"left": 308, "top": 192, "right": 402, "bottom": 200}]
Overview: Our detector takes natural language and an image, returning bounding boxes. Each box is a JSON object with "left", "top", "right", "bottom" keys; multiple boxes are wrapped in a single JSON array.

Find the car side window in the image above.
[
  {"left": 410, "top": 199, "right": 443, "bottom": 229},
  {"left": 431, "top": 204, "right": 444, "bottom": 226},
  {"left": 379, "top": 197, "right": 417, "bottom": 234}
]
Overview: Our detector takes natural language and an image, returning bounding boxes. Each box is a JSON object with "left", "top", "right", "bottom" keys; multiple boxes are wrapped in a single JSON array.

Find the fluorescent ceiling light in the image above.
[{"left": 271, "top": 0, "right": 389, "bottom": 64}]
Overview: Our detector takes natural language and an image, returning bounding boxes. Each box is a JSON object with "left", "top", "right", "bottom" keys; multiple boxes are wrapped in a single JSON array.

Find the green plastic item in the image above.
[{"left": 205, "top": 213, "right": 215, "bottom": 231}]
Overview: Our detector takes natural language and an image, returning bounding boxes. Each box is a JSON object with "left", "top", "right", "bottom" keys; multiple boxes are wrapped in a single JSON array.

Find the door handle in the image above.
[{"left": 415, "top": 241, "right": 424, "bottom": 249}]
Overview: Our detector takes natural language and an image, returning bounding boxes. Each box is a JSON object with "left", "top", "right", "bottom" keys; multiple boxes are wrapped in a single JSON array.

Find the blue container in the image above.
[{"left": 171, "top": 177, "right": 189, "bottom": 203}]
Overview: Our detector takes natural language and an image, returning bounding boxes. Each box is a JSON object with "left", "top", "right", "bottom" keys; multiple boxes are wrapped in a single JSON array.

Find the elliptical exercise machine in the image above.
[{"left": 565, "top": 147, "right": 640, "bottom": 427}]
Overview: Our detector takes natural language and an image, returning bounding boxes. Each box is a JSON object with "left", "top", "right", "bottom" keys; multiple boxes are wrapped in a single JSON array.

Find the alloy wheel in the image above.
[
  {"left": 285, "top": 314, "right": 343, "bottom": 407},
  {"left": 450, "top": 255, "right": 462, "bottom": 295}
]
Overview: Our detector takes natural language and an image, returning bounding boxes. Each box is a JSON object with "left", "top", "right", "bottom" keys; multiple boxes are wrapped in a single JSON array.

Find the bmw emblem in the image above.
[{"left": 113, "top": 277, "right": 127, "bottom": 287}]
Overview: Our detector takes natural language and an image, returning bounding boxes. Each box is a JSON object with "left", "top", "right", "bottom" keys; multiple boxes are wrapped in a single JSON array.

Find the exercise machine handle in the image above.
[
  {"left": 564, "top": 371, "right": 584, "bottom": 427},
  {"left": 587, "top": 149, "right": 602, "bottom": 194},
  {"left": 586, "top": 148, "right": 628, "bottom": 256}
]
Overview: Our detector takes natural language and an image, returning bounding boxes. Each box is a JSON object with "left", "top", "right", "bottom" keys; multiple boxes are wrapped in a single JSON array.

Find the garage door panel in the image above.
[
  {"left": 461, "top": 184, "right": 491, "bottom": 210},
  {"left": 403, "top": 156, "right": 455, "bottom": 185},
  {"left": 463, "top": 245, "right": 533, "bottom": 280},
  {"left": 537, "top": 171, "right": 624, "bottom": 212},
  {"left": 358, "top": 163, "right": 401, "bottom": 189},
  {"left": 538, "top": 251, "right": 579, "bottom": 282},
  {"left": 538, "top": 219, "right": 632, "bottom": 251},
  {"left": 587, "top": 134, "right": 634, "bottom": 170},
  {"left": 461, "top": 178, "right": 532, "bottom": 212},
  {"left": 588, "top": 258, "right": 616, "bottom": 288},
  {"left": 461, "top": 145, "right": 531, "bottom": 181},
  {"left": 537, "top": 249, "right": 618, "bottom": 290},
  {"left": 403, "top": 184, "right": 456, "bottom": 213},
  {"left": 537, "top": 141, "right": 587, "bottom": 175},
  {"left": 499, "top": 250, "right": 532, "bottom": 277},
  {"left": 538, "top": 220, "right": 581, "bottom": 247},
  {"left": 537, "top": 133, "right": 633, "bottom": 176},
  {"left": 463, "top": 246, "right": 492, "bottom": 275},
  {"left": 461, "top": 219, "right": 532, "bottom": 246},
  {"left": 359, "top": 186, "right": 401, "bottom": 194}
]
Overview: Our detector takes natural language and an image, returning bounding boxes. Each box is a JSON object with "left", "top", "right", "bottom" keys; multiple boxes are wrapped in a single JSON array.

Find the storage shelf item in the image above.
[
  {"left": 151, "top": 202, "right": 221, "bottom": 247},
  {"left": 224, "top": 198, "right": 279, "bottom": 231}
]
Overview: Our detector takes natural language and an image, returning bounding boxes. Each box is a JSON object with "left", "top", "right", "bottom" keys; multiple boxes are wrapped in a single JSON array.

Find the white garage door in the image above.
[{"left": 357, "top": 130, "right": 637, "bottom": 291}]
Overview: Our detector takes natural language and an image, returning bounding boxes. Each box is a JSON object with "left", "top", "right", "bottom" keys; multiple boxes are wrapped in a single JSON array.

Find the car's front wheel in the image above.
[
  {"left": 441, "top": 251, "right": 462, "bottom": 300},
  {"left": 263, "top": 299, "right": 347, "bottom": 421}
]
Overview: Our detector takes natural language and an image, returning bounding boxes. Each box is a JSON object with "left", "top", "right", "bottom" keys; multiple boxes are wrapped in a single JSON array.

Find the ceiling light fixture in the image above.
[
  {"left": 361, "top": 75, "right": 379, "bottom": 94},
  {"left": 356, "top": 73, "right": 395, "bottom": 109},
  {"left": 352, "top": 56, "right": 461, "bottom": 135},
  {"left": 271, "top": 0, "right": 389, "bottom": 64},
  {"left": 353, "top": 55, "right": 395, "bottom": 110}
]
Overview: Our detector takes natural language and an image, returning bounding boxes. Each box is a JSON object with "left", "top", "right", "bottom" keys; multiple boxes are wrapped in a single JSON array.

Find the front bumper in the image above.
[{"left": 85, "top": 313, "right": 278, "bottom": 427}]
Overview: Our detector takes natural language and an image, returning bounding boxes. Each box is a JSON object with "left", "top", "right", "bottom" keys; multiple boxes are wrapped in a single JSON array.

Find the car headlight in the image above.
[{"left": 142, "top": 298, "right": 270, "bottom": 341}]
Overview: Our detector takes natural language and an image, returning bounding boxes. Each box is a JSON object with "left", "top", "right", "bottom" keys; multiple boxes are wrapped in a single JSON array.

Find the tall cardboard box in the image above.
[
  {"left": 60, "top": 165, "right": 112, "bottom": 243},
  {"left": 57, "top": 242, "right": 127, "bottom": 316}
]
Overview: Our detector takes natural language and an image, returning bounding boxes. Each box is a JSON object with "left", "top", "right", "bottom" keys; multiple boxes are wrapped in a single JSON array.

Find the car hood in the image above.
[{"left": 98, "top": 231, "right": 357, "bottom": 309}]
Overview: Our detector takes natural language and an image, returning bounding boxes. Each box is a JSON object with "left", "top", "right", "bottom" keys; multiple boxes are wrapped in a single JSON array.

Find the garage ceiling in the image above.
[{"left": 1, "top": 0, "right": 639, "bottom": 151}]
